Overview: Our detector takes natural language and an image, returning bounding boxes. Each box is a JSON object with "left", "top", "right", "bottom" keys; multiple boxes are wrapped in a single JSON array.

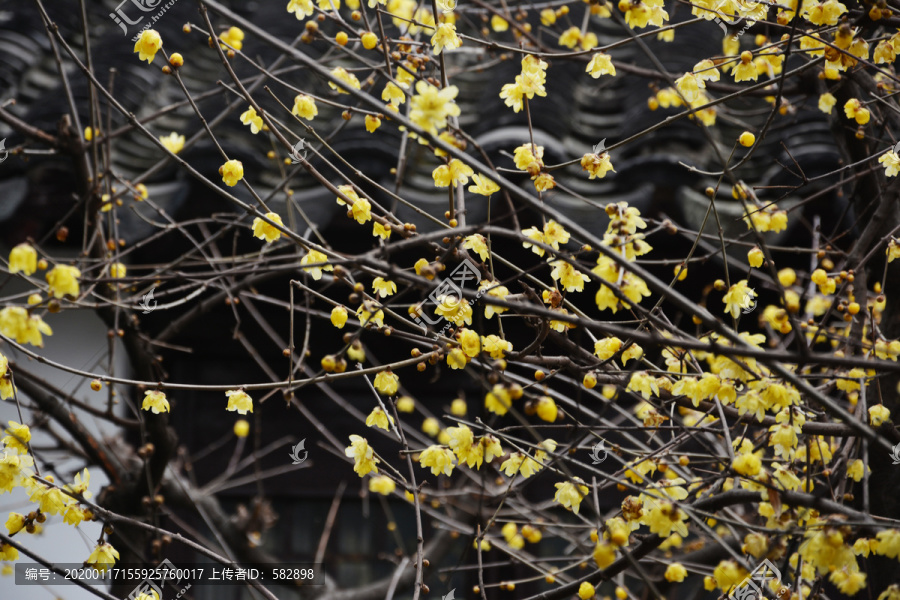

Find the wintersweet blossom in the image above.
[
  {"left": 300, "top": 249, "right": 333, "bottom": 280},
  {"left": 160, "top": 132, "right": 185, "bottom": 154},
  {"left": 219, "top": 26, "right": 244, "bottom": 51},
  {"left": 46, "top": 265, "right": 81, "bottom": 298},
  {"left": 220, "top": 160, "right": 244, "bottom": 186},
  {"left": 85, "top": 543, "right": 120, "bottom": 573},
  {"left": 880, "top": 149, "right": 900, "bottom": 177},
  {"left": 328, "top": 67, "right": 361, "bottom": 94},
  {"left": 9, "top": 244, "right": 37, "bottom": 276},
  {"left": 0, "top": 307, "right": 52, "bottom": 347},
  {"left": 409, "top": 80, "right": 461, "bottom": 137},
  {"left": 292, "top": 94, "right": 318, "bottom": 119},
  {"left": 365, "top": 407, "right": 394, "bottom": 431},
  {"left": 225, "top": 390, "right": 253, "bottom": 415},
  {"left": 723, "top": 280, "right": 756, "bottom": 318},
  {"left": 374, "top": 370, "right": 399, "bottom": 395},
  {"left": 252, "top": 212, "right": 284, "bottom": 243},
  {"left": 287, "top": 0, "right": 315, "bottom": 19},
  {"left": 240, "top": 106, "right": 265, "bottom": 134},
  {"left": 587, "top": 53, "right": 616, "bottom": 78},
  {"left": 468, "top": 174, "right": 500, "bottom": 196},
  {"left": 368, "top": 475, "right": 395, "bottom": 495},
  {"left": 142, "top": 390, "right": 170, "bottom": 414},
  {"left": 133, "top": 30, "right": 162, "bottom": 63},
  {"left": 419, "top": 445, "right": 455, "bottom": 476},
  {"left": 430, "top": 23, "right": 461, "bottom": 55},
  {"left": 554, "top": 477, "right": 589, "bottom": 513},
  {"left": 345, "top": 435, "right": 379, "bottom": 476}
]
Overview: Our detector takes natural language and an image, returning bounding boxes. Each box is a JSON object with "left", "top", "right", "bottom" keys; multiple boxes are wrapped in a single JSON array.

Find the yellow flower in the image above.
[
  {"left": 536, "top": 396, "right": 558, "bottom": 422},
  {"left": 447, "top": 424, "right": 483, "bottom": 467},
  {"left": 328, "top": 306, "right": 348, "bottom": 330},
  {"left": 329, "top": 67, "right": 361, "bottom": 94},
  {"left": 252, "top": 212, "right": 284, "bottom": 243},
  {"left": 142, "top": 390, "right": 170, "bottom": 414},
  {"left": 2, "top": 421, "right": 31, "bottom": 454},
  {"left": 456, "top": 328, "right": 481, "bottom": 358},
  {"left": 431, "top": 23, "right": 461, "bottom": 55},
  {"left": 348, "top": 196, "right": 373, "bottom": 224},
  {"left": 394, "top": 396, "right": 414, "bottom": 413},
  {"left": 627, "top": 372, "right": 659, "bottom": 400},
  {"left": 485, "top": 384, "right": 512, "bottom": 415},
  {"left": 490, "top": 15, "right": 508, "bottom": 31},
  {"left": 240, "top": 106, "right": 265, "bottom": 134},
  {"left": 554, "top": 478, "right": 589, "bottom": 513},
  {"left": 432, "top": 158, "right": 473, "bottom": 187},
  {"left": 234, "top": 420, "right": 250, "bottom": 437},
  {"left": 543, "top": 219, "right": 570, "bottom": 248},
  {"left": 367, "top": 277, "right": 394, "bottom": 298},
  {"left": 733, "top": 51, "right": 758, "bottom": 82},
  {"left": 514, "top": 143, "right": 544, "bottom": 175},
  {"left": 880, "top": 150, "right": 900, "bottom": 177},
  {"left": 844, "top": 98, "right": 870, "bottom": 125},
  {"left": 108, "top": 262, "right": 127, "bottom": 279},
  {"left": 421, "top": 417, "right": 440, "bottom": 437},
  {"left": 846, "top": 459, "right": 867, "bottom": 482},
  {"left": 462, "top": 234, "right": 489, "bottom": 261},
  {"left": 133, "top": 30, "right": 162, "bottom": 64},
  {"left": 888, "top": 239, "right": 900, "bottom": 263},
  {"left": 550, "top": 260, "right": 591, "bottom": 292},
  {"left": 869, "top": 404, "right": 890, "bottom": 426},
  {"left": 357, "top": 302, "right": 385, "bottom": 328},
  {"left": 0, "top": 307, "right": 52, "bottom": 347},
  {"left": 219, "top": 26, "right": 244, "bottom": 50},
  {"left": 366, "top": 407, "right": 394, "bottom": 431},
  {"left": 292, "top": 94, "right": 318, "bottom": 119},
  {"left": 874, "top": 40, "right": 897, "bottom": 64},
  {"left": 419, "top": 445, "right": 455, "bottom": 476},
  {"left": 382, "top": 81, "right": 406, "bottom": 105},
  {"left": 220, "top": 159, "right": 244, "bottom": 186},
  {"left": 225, "top": 390, "right": 253, "bottom": 415},
  {"left": 581, "top": 152, "right": 615, "bottom": 179},
  {"left": 748, "top": 246, "right": 764, "bottom": 268},
  {"left": 5, "top": 513, "right": 25, "bottom": 535},
  {"left": 533, "top": 172, "right": 555, "bottom": 192},
  {"left": 409, "top": 80, "right": 460, "bottom": 137},
  {"left": 480, "top": 281, "right": 509, "bottom": 319},
  {"left": 363, "top": 114, "right": 382, "bottom": 133},
  {"left": 446, "top": 348, "right": 467, "bottom": 369},
  {"left": 664, "top": 563, "right": 687, "bottom": 582},
  {"left": 368, "top": 475, "right": 395, "bottom": 495},
  {"left": 587, "top": 53, "right": 616, "bottom": 78},
  {"left": 559, "top": 27, "right": 581, "bottom": 48},
  {"left": 578, "top": 582, "right": 596, "bottom": 599},
  {"left": 85, "top": 543, "right": 120, "bottom": 573},
  {"left": 468, "top": 173, "right": 500, "bottom": 196},
  {"left": 160, "top": 132, "right": 185, "bottom": 154},
  {"left": 300, "top": 249, "right": 333, "bottom": 280},
  {"left": 594, "top": 337, "right": 622, "bottom": 360},
  {"left": 288, "top": 0, "right": 315, "bottom": 18},
  {"left": 345, "top": 434, "right": 380, "bottom": 476},
  {"left": 804, "top": 0, "right": 847, "bottom": 25},
  {"left": 732, "top": 452, "right": 762, "bottom": 477},
  {"left": 373, "top": 222, "right": 391, "bottom": 239},
  {"left": 723, "top": 280, "right": 756, "bottom": 318},
  {"left": 434, "top": 296, "right": 472, "bottom": 326},
  {"left": 593, "top": 540, "right": 616, "bottom": 568},
  {"left": 46, "top": 265, "right": 81, "bottom": 298},
  {"left": 481, "top": 334, "right": 511, "bottom": 359},
  {"left": 374, "top": 370, "right": 399, "bottom": 396},
  {"left": 675, "top": 72, "right": 701, "bottom": 103},
  {"left": 9, "top": 244, "right": 37, "bottom": 276}
]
